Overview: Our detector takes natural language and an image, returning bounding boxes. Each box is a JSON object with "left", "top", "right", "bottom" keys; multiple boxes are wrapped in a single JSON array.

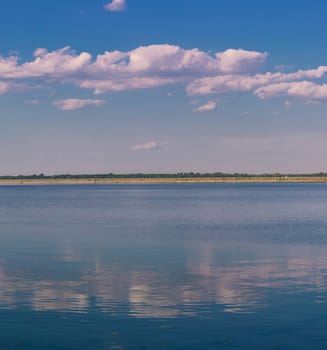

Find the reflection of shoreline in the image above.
[{"left": 1, "top": 244, "right": 327, "bottom": 318}]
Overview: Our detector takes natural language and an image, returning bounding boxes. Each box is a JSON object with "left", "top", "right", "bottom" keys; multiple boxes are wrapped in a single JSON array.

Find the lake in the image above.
[{"left": 0, "top": 183, "right": 327, "bottom": 349}]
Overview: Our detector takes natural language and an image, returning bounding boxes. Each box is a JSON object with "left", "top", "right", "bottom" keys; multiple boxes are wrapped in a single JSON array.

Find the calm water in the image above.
[{"left": 1, "top": 183, "right": 327, "bottom": 349}]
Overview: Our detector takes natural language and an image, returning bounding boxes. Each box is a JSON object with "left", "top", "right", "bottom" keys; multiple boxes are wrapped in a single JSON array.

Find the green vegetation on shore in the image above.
[{"left": 1, "top": 172, "right": 327, "bottom": 180}]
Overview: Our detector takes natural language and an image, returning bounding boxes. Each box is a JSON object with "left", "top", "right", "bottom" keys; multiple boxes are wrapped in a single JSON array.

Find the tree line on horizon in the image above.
[{"left": 1, "top": 172, "right": 327, "bottom": 179}]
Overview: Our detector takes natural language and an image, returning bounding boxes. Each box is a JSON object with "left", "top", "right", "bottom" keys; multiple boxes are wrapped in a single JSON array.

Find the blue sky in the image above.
[{"left": 1, "top": 0, "right": 327, "bottom": 174}]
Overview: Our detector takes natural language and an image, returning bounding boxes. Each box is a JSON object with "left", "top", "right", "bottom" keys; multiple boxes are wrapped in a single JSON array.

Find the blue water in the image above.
[{"left": 1, "top": 183, "right": 327, "bottom": 349}]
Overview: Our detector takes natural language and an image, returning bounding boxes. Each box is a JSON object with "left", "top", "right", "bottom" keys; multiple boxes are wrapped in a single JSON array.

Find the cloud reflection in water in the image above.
[{"left": 0, "top": 241, "right": 327, "bottom": 318}]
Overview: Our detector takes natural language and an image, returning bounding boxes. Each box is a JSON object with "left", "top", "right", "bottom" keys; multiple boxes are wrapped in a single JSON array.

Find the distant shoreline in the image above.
[{"left": 1, "top": 176, "right": 327, "bottom": 185}]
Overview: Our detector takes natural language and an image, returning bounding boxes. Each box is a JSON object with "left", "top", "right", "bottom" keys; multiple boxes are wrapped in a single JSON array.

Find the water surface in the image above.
[{"left": 0, "top": 183, "right": 327, "bottom": 349}]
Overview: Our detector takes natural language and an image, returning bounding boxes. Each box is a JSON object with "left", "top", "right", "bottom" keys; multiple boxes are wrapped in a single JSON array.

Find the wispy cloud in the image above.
[
  {"left": 194, "top": 100, "right": 217, "bottom": 112},
  {"left": 275, "top": 64, "right": 293, "bottom": 72},
  {"left": 130, "top": 141, "right": 164, "bottom": 151},
  {"left": 104, "top": 0, "right": 126, "bottom": 12},
  {"left": 0, "top": 81, "right": 30, "bottom": 95},
  {"left": 0, "top": 81, "right": 15, "bottom": 94},
  {"left": 52, "top": 98, "right": 106, "bottom": 111},
  {"left": 25, "top": 99, "right": 40, "bottom": 105}
]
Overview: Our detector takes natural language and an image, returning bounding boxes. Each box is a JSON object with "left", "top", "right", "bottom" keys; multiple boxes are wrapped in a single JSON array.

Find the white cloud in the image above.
[
  {"left": 77, "top": 45, "right": 267, "bottom": 94},
  {"left": 126, "top": 45, "right": 218, "bottom": 73},
  {"left": 104, "top": 0, "right": 126, "bottom": 12},
  {"left": 215, "top": 49, "right": 267, "bottom": 73},
  {"left": 0, "top": 47, "right": 91, "bottom": 79},
  {"left": 19, "top": 47, "right": 91, "bottom": 79},
  {"left": 194, "top": 101, "right": 217, "bottom": 112},
  {"left": 0, "top": 56, "right": 19, "bottom": 76},
  {"left": 130, "top": 141, "right": 162, "bottom": 151},
  {"left": 86, "top": 45, "right": 266, "bottom": 77},
  {"left": 254, "top": 81, "right": 327, "bottom": 102},
  {"left": 52, "top": 99, "right": 106, "bottom": 111},
  {"left": 0, "top": 45, "right": 267, "bottom": 94},
  {"left": 187, "top": 66, "right": 327, "bottom": 96},
  {"left": 1, "top": 44, "right": 327, "bottom": 104}
]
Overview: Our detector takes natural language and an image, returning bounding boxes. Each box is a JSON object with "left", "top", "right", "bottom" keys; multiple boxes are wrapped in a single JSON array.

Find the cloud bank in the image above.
[{"left": 1, "top": 44, "right": 327, "bottom": 104}]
